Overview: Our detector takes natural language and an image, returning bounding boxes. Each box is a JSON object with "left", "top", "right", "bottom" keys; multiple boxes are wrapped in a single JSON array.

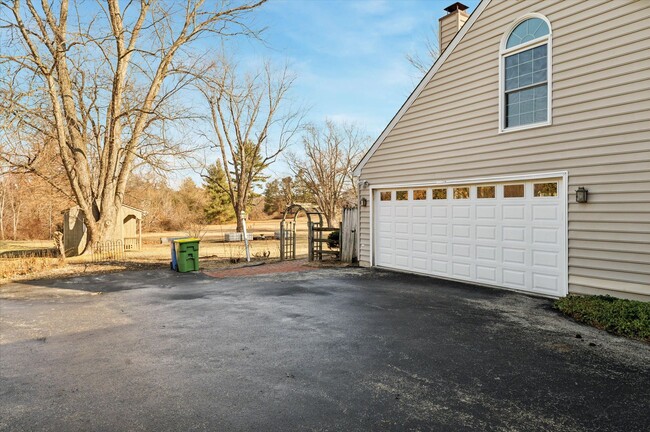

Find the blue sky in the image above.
[{"left": 183, "top": 0, "right": 480, "bottom": 182}]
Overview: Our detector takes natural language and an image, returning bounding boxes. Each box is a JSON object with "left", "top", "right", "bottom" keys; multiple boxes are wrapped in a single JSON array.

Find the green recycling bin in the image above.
[{"left": 174, "top": 238, "right": 200, "bottom": 272}]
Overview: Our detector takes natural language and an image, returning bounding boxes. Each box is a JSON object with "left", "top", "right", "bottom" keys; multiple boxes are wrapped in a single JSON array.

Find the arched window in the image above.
[{"left": 500, "top": 15, "right": 551, "bottom": 131}]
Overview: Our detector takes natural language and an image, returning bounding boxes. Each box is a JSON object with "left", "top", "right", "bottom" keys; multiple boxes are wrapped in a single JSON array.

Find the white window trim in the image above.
[{"left": 498, "top": 13, "right": 553, "bottom": 134}]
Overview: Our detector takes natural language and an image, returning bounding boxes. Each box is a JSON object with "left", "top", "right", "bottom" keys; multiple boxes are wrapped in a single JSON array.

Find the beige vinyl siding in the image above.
[
  {"left": 358, "top": 0, "right": 650, "bottom": 299},
  {"left": 439, "top": 14, "right": 460, "bottom": 51}
]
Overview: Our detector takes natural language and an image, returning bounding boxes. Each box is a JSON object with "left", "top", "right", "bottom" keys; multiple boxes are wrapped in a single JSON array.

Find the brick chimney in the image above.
[{"left": 439, "top": 2, "right": 469, "bottom": 53}]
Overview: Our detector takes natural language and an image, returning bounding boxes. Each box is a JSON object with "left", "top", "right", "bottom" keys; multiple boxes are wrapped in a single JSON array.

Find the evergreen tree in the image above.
[
  {"left": 263, "top": 179, "right": 282, "bottom": 214},
  {"left": 203, "top": 164, "right": 235, "bottom": 223},
  {"left": 263, "top": 176, "right": 314, "bottom": 216}
]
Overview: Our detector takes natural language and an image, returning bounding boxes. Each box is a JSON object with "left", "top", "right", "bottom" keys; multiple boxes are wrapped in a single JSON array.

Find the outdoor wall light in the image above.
[
  {"left": 360, "top": 197, "right": 368, "bottom": 207},
  {"left": 575, "top": 187, "right": 588, "bottom": 203}
]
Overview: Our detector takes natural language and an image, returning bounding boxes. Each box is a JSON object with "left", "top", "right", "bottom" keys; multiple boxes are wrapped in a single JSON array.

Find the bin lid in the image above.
[{"left": 175, "top": 237, "right": 200, "bottom": 244}]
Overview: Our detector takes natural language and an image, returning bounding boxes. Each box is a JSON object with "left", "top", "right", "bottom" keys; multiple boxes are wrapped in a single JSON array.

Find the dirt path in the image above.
[{"left": 203, "top": 259, "right": 317, "bottom": 278}]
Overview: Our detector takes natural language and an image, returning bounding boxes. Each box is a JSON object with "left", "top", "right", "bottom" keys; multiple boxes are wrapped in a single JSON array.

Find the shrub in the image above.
[
  {"left": 327, "top": 230, "right": 340, "bottom": 249},
  {"left": 554, "top": 295, "right": 650, "bottom": 342}
]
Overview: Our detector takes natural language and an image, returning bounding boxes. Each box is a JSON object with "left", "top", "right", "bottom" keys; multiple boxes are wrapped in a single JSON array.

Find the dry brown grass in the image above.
[
  {"left": 0, "top": 255, "right": 66, "bottom": 280},
  {"left": 0, "top": 218, "right": 320, "bottom": 282}
]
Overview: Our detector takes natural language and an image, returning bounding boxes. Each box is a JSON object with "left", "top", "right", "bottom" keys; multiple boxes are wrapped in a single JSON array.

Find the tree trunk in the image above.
[
  {"left": 81, "top": 201, "right": 121, "bottom": 254},
  {"left": 12, "top": 205, "right": 18, "bottom": 240},
  {"left": 234, "top": 196, "right": 245, "bottom": 232},
  {"left": 0, "top": 192, "right": 5, "bottom": 240},
  {"left": 324, "top": 214, "right": 333, "bottom": 229}
]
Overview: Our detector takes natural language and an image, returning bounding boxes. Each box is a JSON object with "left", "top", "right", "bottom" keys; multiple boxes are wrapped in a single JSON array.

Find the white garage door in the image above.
[{"left": 374, "top": 179, "right": 566, "bottom": 297}]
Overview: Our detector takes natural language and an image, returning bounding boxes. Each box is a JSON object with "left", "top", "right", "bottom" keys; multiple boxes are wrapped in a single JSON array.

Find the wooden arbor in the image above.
[{"left": 280, "top": 203, "right": 338, "bottom": 261}]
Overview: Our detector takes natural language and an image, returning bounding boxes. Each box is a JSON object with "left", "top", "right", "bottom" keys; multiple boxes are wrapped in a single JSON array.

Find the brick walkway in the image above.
[{"left": 203, "top": 260, "right": 316, "bottom": 278}]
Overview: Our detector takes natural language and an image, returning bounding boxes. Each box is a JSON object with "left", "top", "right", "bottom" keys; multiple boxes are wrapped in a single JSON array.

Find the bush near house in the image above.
[
  {"left": 554, "top": 295, "right": 650, "bottom": 342},
  {"left": 327, "top": 230, "right": 340, "bottom": 249}
]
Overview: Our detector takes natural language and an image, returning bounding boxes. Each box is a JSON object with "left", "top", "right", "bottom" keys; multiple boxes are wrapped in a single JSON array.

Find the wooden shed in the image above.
[{"left": 62, "top": 204, "right": 146, "bottom": 257}]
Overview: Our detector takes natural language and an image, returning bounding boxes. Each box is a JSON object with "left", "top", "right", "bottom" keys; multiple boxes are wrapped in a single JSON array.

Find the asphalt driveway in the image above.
[{"left": 1, "top": 268, "right": 649, "bottom": 431}]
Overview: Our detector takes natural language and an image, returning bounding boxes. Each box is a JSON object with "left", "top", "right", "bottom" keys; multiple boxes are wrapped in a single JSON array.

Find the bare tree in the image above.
[
  {"left": 0, "top": 0, "right": 266, "bottom": 251},
  {"left": 288, "top": 120, "right": 369, "bottom": 227},
  {"left": 405, "top": 25, "right": 439, "bottom": 76},
  {"left": 197, "top": 55, "right": 302, "bottom": 232}
]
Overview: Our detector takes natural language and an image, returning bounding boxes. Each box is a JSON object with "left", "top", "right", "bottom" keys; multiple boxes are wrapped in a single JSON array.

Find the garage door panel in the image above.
[
  {"left": 412, "top": 222, "right": 427, "bottom": 235},
  {"left": 503, "top": 226, "right": 526, "bottom": 242},
  {"left": 503, "top": 247, "right": 526, "bottom": 265},
  {"left": 379, "top": 206, "right": 393, "bottom": 217},
  {"left": 431, "top": 241, "right": 448, "bottom": 255},
  {"left": 395, "top": 222, "right": 409, "bottom": 234},
  {"left": 374, "top": 179, "right": 565, "bottom": 296},
  {"left": 395, "top": 238, "right": 409, "bottom": 251},
  {"left": 431, "top": 223, "right": 448, "bottom": 236},
  {"left": 502, "top": 205, "right": 526, "bottom": 221},
  {"left": 395, "top": 254, "right": 409, "bottom": 267},
  {"left": 476, "top": 205, "right": 497, "bottom": 220},
  {"left": 412, "top": 239, "right": 427, "bottom": 253},
  {"left": 533, "top": 227, "right": 559, "bottom": 244},
  {"left": 452, "top": 262, "right": 471, "bottom": 278},
  {"left": 378, "top": 221, "right": 392, "bottom": 234},
  {"left": 431, "top": 206, "right": 448, "bottom": 218},
  {"left": 431, "top": 259, "right": 449, "bottom": 274},
  {"left": 395, "top": 206, "right": 409, "bottom": 217},
  {"left": 503, "top": 269, "right": 527, "bottom": 287},
  {"left": 412, "top": 256, "right": 428, "bottom": 271},
  {"left": 476, "top": 225, "right": 497, "bottom": 240},
  {"left": 533, "top": 250, "right": 558, "bottom": 268},
  {"left": 477, "top": 245, "right": 497, "bottom": 260},
  {"left": 452, "top": 224, "right": 471, "bottom": 238},
  {"left": 476, "top": 265, "right": 497, "bottom": 283},
  {"left": 533, "top": 273, "right": 559, "bottom": 292},
  {"left": 452, "top": 244, "right": 471, "bottom": 258},
  {"left": 378, "top": 252, "right": 392, "bottom": 264},
  {"left": 453, "top": 206, "right": 471, "bottom": 219},
  {"left": 532, "top": 204, "right": 558, "bottom": 220},
  {"left": 412, "top": 206, "right": 427, "bottom": 218}
]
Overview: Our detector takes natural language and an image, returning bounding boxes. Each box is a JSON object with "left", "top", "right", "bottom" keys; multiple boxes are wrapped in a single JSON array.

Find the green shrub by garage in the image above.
[{"left": 554, "top": 295, "right": 650, "bottom": 342}]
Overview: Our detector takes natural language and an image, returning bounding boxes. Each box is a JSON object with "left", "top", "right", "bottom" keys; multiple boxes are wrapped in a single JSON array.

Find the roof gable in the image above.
[{"left": 353, "top": 0, "right": 492, "bottom": 177}]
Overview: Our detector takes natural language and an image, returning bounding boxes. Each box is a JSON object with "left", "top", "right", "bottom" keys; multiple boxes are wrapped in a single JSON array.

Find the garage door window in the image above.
[
  {"left": 380, "top": 191, "right": 391, "bottom": 201},
  {"left": 432, "top": 188, "right": 447, "bottom": 199},
  {"left": 477, "top": 186, "right": 496, "bottom": 198},
  {"left": 504, "top": 184, "right": 524, "bottom": 198},
  {"left": 534, "top": 182, "right": 557, "bottom": 197},
  {"left": 413, "top": 190, "right": 427, "bottom": 200},
  {"left": 396, "top": 191, "right": 408, "bottom": 200},
  {"left": 453, "top": 187, "right": 470, "bottom": 199}
]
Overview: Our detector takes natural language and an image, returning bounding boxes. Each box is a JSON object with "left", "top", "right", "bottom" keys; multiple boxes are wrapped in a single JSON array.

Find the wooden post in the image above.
[
  {"left": 138, "top": 219, "right": 142, "bottom": 250},
  {"left": 292, "top": 221, "right": 297, "bottom": 260},
  {"left": 280, "top": 221, "right": 285, "bottom": 260},
  {"left": 308, "top": 221, "right": 313, "bottom": 261}
]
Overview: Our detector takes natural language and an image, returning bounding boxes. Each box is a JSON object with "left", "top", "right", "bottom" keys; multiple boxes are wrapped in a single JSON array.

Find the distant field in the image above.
[
  {"left": 0, "top": 218, "right": 315, "bottom": 263},
  {"left": 1, "top": 218, "right": 328, "bottom": 282},
  {"left": 0, "top": 240, "right": 54, "bottom": 252}
]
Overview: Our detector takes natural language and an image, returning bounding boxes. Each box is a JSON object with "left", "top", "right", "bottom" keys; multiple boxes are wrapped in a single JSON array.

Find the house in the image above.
[
  {"left": 62, "top": 204, "right": 146, "bottom": 256},
  {"left": 354, "top": 1, "right": 650, "bottom": 300}
]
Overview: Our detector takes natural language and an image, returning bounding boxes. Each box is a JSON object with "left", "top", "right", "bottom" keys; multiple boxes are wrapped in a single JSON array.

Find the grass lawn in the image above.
[{"left": 555, "top": 295, "right": 650, "bottom": 342}]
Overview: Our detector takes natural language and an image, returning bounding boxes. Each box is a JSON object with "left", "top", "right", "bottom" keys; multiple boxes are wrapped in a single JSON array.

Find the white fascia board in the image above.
[{"left": 353, "top": 0, "right": 492, "bottom": 177}]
